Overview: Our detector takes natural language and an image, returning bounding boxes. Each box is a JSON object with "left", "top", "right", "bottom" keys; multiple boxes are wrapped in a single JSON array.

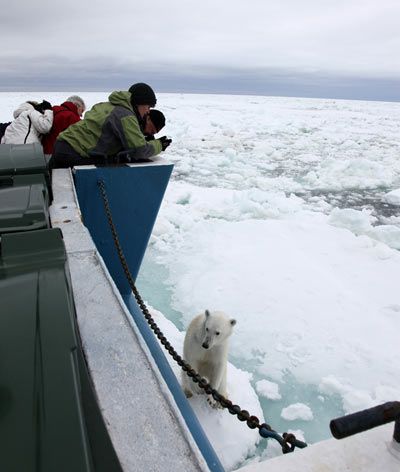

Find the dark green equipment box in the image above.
[
  {"left": 0, "top": 174, "right": 50, "bottom": 234},
  {"left": 0, "top": 229, "right": 122, "bottom": 472},
  {"left": 0, "top": 143, "right": 52, "bottom": 199},
  {"left": 0, "top": 143, "right": 47, "bottom": 176}
]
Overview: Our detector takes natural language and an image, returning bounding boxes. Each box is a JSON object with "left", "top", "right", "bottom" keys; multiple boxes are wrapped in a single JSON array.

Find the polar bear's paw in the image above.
[{"left": 207, "top": 396, "right": 223, "bottom": 409}]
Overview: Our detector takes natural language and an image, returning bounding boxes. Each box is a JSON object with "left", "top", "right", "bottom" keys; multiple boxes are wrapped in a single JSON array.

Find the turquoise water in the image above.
[{"left": 137, "top": 249, "right": 185, "bottom": 331}]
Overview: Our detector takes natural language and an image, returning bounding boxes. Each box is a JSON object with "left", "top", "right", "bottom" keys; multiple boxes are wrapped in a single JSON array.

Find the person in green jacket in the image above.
[{"left": 49, "top": 83, "right": 172, "bottom": 169}]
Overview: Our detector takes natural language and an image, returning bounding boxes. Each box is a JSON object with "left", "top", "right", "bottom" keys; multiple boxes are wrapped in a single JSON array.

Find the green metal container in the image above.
[
  {"left": 0, "top": 229, "right": 122, "bottom": 472},
  {"left": 0, "top": 143, "right": 52, "bottom": 200},
  {"left": 0, "top": 143, "right": 47, "bottom": 176},
  {"left": 0, "top": 175, "right": 50, "bottom": 234}
]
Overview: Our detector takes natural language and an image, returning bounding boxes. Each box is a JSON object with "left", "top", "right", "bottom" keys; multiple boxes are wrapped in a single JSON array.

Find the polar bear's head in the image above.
[{"left": 201, "top": 309, "right": 236, "bottom": 350}]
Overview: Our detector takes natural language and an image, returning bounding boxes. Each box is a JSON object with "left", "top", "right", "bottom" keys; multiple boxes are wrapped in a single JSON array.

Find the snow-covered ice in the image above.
[
  {"left": 1, "top": 92, "right": 400, "bottom": 470},
  {"left": 281, "top": 403, "right": 314, "bottom": 421},
  {"left": 255, "top": 380, "right": 281, "bottom": 401},
  {"left": 137, "top": 93, "right": 400, "bottom": 468}
]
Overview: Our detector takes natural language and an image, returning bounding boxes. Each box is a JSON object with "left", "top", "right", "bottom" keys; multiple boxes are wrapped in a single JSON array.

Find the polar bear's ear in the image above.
[
  {"left": 205, "top": 309, "right": 211, "bottom": 318},
  {"left": 230, "top": 319, "right": 237, "bottom": 326}
]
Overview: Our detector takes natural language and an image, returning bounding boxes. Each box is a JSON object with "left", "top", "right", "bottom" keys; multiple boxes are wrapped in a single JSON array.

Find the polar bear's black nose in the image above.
[{"left": 202, "top": 342, "right": 209, "bottom": 349}]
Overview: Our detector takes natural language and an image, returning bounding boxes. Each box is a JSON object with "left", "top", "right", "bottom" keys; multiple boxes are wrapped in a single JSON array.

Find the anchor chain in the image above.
[{"left": 97, "top": 179, "right": 307, "bottom": 454}]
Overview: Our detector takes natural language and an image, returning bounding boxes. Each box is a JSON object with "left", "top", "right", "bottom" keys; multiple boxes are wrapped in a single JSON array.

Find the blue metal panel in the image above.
[{"left": 74, "top": 165, "right": 173, "bottom": 295}]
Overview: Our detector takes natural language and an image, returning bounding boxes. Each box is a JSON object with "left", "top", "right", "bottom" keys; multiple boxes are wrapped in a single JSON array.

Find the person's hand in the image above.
[{"left": 159, "top": 136, "right": 172, "bottom": 151}]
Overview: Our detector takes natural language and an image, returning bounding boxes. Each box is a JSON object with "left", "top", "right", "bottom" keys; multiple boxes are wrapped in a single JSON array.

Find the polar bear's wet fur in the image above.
[{"left": 182, "top": 309, "right": 236, "bottom": 406}]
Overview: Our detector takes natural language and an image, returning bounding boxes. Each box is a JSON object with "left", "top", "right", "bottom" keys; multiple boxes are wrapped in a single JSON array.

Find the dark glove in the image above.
[
  {"left": 145, "top": 134, "right": 155, "bottom": 141},
  {"left": 40, "top": 100, "right": 52, "bottom": 111},
  {"left": 159, "top": 136, "right": 172, "bottom": 151}
]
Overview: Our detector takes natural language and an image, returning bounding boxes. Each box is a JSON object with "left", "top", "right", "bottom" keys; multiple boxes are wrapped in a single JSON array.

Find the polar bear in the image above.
[{"left": 182, "top": 309, "right": 236, "bottom": 407}]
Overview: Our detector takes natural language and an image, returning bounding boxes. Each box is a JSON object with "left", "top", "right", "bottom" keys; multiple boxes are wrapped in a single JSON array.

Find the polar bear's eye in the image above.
[
  {"left": 205, "top": 327, "right": 209, "bottom": 332},
  {"left": 216, "top": 331, "right": 220, "bottom": 336}
]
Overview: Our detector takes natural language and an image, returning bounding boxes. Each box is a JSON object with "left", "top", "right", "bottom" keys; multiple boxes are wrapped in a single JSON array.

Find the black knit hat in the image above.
[
  {"left": 129, "top": 82, "right": 157, "bottom": 107},
  {"left": 149, "top": 109, "right": 165, "bottom": 132}
]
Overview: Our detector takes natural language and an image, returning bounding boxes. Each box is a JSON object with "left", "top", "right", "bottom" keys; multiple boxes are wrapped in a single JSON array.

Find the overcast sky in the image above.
[{"left": 1, "top": 0, "right": 399, "bottom": 101}]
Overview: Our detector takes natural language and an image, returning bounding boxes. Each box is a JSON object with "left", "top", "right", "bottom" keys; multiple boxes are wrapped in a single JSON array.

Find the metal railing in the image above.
[{"left": 330, "top": 401, "right": 400, "bottom": 442}]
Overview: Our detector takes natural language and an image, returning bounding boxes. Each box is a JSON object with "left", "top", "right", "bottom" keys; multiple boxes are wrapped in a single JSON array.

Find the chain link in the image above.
[{"left": 97, "top": 179, "right": 307, "bottom": 454}]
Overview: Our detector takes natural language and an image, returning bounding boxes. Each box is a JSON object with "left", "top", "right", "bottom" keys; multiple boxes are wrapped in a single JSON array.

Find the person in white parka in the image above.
[{"left": 1, "top": 100, "right": 53, "bottom": 145}]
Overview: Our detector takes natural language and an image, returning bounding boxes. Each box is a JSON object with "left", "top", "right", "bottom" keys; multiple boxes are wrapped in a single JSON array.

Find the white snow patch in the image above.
[
  {"left": 328, "top": 207, "right": 375, "bottom": 234},
  {"left": 281, "top": 403, "right": 314, "bottom": 421},
  {"left": 383, "top": 188, "right": 400, "bottom": 205},
  {"left": 255, "top": 380, "right": 282, "bottom": 401}
]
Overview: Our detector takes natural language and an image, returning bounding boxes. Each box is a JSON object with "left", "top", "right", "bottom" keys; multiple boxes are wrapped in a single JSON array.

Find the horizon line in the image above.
[{"left": 0, "top": 88, "right": 399, "bottom": 104}]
